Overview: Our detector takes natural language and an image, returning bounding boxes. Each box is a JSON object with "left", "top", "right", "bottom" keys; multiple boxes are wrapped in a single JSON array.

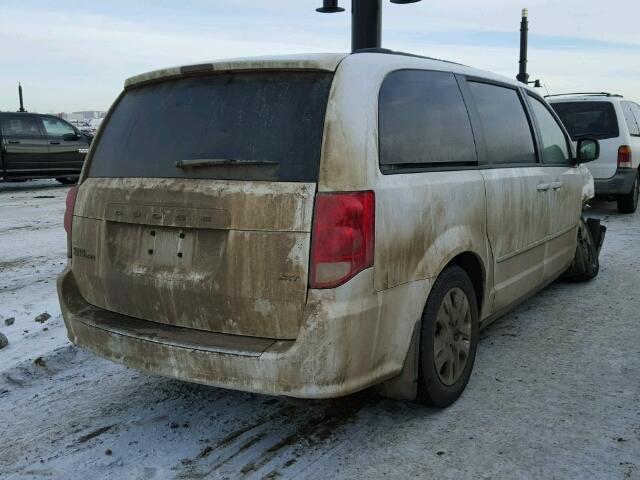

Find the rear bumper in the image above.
[
  {"left": 594, "top": 168, "right": 637, "bottom": 195},
  {"left": 57, "top": 267, "right": 428, "bottom": 399}
]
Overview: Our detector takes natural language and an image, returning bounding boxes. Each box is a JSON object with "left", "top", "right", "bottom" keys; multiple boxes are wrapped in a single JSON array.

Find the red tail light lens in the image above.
[
  {"left": 64, "top": 187, "right": 79, "bottom": 251},
  {"left": 618, "top": 145, "right": 632, "bottom": 168},
  {"left": 310, "top": 191, "right": 375, "bottom": 289}
]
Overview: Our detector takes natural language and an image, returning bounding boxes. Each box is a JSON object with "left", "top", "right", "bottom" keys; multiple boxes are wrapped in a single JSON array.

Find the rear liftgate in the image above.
[{"left": 70, "top": 179, "right": 315, "bottom": 340}]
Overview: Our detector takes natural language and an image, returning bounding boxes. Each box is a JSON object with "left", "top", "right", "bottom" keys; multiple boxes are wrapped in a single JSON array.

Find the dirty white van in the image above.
[{"left": 58, "top": 51, "right": 603, "bottom": 407}]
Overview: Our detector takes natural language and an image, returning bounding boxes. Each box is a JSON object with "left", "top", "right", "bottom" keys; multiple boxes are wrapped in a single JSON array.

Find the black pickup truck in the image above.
[{"left": 0, "top": 112, "right": 91, "bottom": 184}]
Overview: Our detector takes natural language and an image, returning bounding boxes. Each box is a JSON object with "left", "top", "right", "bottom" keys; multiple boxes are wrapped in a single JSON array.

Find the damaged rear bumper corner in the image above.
[{"left": 57, "top": 267, "right": 425, "bottom": 399}]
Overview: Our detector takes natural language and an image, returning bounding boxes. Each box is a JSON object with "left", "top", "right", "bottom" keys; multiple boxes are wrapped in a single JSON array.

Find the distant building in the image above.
[{"left": 60, "top": 111, "right": 106, "bottom": 122}]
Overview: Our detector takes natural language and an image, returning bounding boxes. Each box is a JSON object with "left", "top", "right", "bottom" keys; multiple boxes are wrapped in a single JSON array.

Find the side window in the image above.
[
  {"left": 379, "top": 70, "right": 477, "bottom": 170},
  {"left": 528, "top": 95, "right": 571, "bottom": 165},
  {"left": 1, "top": 116, "right": 44, "bottom": 137},
  {"left": 631, "top": 104, "right": 640, "bottom": 136},
  {"left": 621, "top": 102, "right": 640, "bottom": 136},
  {"left": 467, "top": 81, "right": 536, "bottom": 165},
  {"left": 42, "top": 117, "right": 76, "bottom": 138}
]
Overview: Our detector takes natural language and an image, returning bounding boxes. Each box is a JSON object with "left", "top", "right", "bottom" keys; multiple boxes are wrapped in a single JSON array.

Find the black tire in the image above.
[
  {"left": 416, "top": 265, "right": 479, "bottom": 408},
  {"left": 617, "top": 174, "right": 639, "bottom": 214},
  {"left": 56, "top": 177, "right": 78, "bottom": 185},
  {"left": 564, "top": 218, "right": 600, "bottom": 282}
]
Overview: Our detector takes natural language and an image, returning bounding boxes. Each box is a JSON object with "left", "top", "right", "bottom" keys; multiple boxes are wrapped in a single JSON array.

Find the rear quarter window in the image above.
[
  {"left": 621, "top": 102, "right": 640, "bottom": 136},
  {"left": 1, "top": 116, "right": 43, "bottom": 137},
  {"left": 550, "top": 101, "right": 619, "bottom": 140},
  {"left": 88, "top": 72, "right": 334, "bottom": 182},
  {"left": 378, "top": 70, "right": 477, "bottom": 172},
  {"left": 631, "top": 103, "right": 640, "bottom": 135}
]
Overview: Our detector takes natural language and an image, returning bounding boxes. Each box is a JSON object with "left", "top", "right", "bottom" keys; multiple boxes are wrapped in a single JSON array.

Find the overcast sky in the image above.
[{"left": 1, "top": 0, "right": 638, "bottom": 113}]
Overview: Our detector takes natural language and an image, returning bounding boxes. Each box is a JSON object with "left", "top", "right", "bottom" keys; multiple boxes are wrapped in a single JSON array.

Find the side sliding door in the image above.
[{"left": 461, "top": 78, "right": 551, "bottom": 313}]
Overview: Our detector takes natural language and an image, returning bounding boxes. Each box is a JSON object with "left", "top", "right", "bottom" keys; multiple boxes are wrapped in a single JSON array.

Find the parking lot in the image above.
[{"left": 0, "top": 180, "right": 639, "bottom": 480}]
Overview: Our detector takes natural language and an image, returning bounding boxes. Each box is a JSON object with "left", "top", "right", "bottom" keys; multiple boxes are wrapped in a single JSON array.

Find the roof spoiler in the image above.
[{"left": 545, "top": 92, "right": 623, "bottom": 99}]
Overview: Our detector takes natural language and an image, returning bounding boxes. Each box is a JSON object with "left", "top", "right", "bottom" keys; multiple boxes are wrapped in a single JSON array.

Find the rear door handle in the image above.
[
  {"left": 537, "top": 183, "right": 551, "bottom": 192},
  {"left": 551, "top": 181, "right": 564, "bottom": 190},
  {"left": 50, "top": 141, "right": 61, "bottom": 145},
  {"left": 7, "top": 140, "right": 20, "bottom": 144}
]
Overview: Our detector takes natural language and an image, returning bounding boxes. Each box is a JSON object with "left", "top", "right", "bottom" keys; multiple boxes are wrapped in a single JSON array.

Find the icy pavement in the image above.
[{"left": 1, "top": 180, "right": 639, "bottom": 480}]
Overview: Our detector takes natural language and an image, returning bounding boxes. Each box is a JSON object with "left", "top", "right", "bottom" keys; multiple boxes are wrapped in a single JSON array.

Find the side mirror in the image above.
[
  {"left": 62, "top": 132, "right": 79, "bottom": 141},
  {"left": 575, "top": 138, "right": 600, "bottom": 164}
]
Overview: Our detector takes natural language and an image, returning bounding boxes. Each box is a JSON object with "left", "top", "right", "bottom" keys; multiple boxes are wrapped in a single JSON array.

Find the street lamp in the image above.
[
  {"left": 17, "top": 83, "right": 26, "bottom": 113},
  {"left": 516, "top": 8, "right": 530, "bottom": 84},
  {"left": 316, "top": 1, "right": 345, "bottom": 13},
  {"left": 316, "top": 0, "right": 423, "bottom": 52}
]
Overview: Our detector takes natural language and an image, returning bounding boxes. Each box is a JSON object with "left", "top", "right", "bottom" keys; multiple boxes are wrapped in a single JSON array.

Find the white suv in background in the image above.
[{"left": 549, "top": 93, "right": 640, "bottom": 213}]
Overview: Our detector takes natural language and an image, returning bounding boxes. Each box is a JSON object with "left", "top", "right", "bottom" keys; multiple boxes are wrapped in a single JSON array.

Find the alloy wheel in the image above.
[{"left": 433, "top": 287, "right": 472, "bottom": 386}]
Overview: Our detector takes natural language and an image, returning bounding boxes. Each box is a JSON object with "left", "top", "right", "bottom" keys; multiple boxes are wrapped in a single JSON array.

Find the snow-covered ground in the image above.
[{"left": 1, "top": 180, "right": 638, "bottom": 480}]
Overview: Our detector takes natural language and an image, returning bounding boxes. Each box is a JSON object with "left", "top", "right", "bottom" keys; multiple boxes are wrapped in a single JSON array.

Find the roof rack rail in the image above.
[
  {"left": 544, "top": 92, "right": 623, "bottom": 99},
  {"left": 352, "top": 48, "right": 466, "bottom": 66}
]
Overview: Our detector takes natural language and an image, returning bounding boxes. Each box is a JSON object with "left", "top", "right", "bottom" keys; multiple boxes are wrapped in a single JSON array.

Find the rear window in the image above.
[
  {"left": 550, "top": 101, "right": 619, "bottom": 140},
  {"left": 88, "top": 72, "right": 334, "bottom": 182}
]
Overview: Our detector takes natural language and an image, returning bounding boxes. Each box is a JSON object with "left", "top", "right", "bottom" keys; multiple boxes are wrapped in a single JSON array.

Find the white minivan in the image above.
[
  {"left": 549, "top": 93, "right": 640, "bottom": 213},
  {"left": 58, "top": 51, "right": 603, "bottom": 408}
]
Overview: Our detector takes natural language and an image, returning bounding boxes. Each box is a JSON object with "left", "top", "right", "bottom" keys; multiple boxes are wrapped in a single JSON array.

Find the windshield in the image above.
[
  {"left": 550, "top": 101, "right": 619, "bottom": 140},
  {"left": 88, "top": 71, "right": 334, "bottom": 182}
]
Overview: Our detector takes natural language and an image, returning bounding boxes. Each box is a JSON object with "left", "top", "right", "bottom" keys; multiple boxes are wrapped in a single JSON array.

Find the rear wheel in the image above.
[
  {"left": 56, "top": 177, "right": 78, "bottom": 185},
  {"left": 416, "top": 266, "right": 479, "bottom": 408},
  {"left": 617, "top": 174, "right": 639, "bottom": 214}
]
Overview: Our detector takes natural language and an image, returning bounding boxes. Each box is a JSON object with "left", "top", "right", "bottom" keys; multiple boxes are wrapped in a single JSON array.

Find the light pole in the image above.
[
  {"left": 516, "top": 8, "right": 530, "bottom": 84},
  {"left": 18, "top": 83, "right": 26, "bottom": 113}
]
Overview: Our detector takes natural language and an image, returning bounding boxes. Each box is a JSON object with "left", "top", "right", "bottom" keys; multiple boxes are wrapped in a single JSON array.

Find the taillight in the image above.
[
  {"left": 310, "top": 191, "right": 375, "bottom": 289},
  {"left": 64, "top": 187, "right": 79, "bottom": 255},
  {"left": 618, "top": 145, "right": 632, "bottom": 168}
]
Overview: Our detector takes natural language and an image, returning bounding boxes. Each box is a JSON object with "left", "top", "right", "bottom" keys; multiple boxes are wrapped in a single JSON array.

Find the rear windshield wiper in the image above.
[{"left": 175, "top": 159, "right": 279, "bottom": 169}]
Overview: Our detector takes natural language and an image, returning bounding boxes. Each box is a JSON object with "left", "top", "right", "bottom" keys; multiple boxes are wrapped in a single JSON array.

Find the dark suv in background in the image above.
[{"left": 0, "top": 112, "right": 91, "bottom": 184}]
